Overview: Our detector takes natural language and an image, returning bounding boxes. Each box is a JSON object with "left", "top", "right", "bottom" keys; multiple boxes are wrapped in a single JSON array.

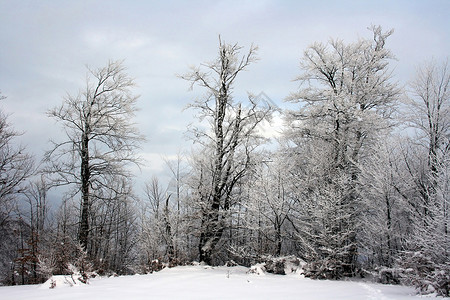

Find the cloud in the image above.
[
  {"left": 0, "top": 0, "right": 449, "bottom": 192},
  {"left": 83, "top": 30, "right": 151, "bottom": 51}
]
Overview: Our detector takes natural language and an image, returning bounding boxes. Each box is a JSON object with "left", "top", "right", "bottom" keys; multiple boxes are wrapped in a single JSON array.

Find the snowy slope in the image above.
[{"left": 0, "top": 265, "right": 444, "bottom": 300}]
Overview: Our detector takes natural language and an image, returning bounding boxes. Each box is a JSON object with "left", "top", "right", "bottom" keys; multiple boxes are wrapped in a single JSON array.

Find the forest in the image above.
[{"left": 0, "top": 26, "right": 448, "bottom": 296}]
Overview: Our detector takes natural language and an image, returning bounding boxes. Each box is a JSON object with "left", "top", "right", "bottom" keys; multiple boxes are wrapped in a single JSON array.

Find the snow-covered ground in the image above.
[{"left": 1, "top": 265, "right": 446, "bottom": 300}]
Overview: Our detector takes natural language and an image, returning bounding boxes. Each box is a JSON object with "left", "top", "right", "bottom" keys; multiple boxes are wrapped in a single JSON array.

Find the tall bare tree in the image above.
[
  {"left": 44, "top": 61, "right": 143, "bottom": 252},
  {"left": 181, "top": 38, "right": 271, "bottom": 264}
]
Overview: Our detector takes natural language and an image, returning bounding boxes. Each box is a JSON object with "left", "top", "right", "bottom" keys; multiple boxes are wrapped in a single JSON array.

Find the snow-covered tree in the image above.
[
  {"left": 243, "top": 151, "right": 294, "bottom": 257},
  {"left": 400, "top": 59, "right": 449, "bottom": 296},
  {"left": 139, "top": 176, "right": 174, "bottom": 264},
  {"left": 181, "top": 38, "right": 271, "bottom": 264},
  {"left": 357, "top": 139, "right": 411, "bottom": 268},
  {"left": 285, "top": 26, "right": 400, "bottom": 277}
]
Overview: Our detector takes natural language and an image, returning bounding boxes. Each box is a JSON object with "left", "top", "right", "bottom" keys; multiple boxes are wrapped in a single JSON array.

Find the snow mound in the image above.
[
  {"left": 247, "top": 264, "right": 266, "bottom": 275},
  {"left": 39, "top": 274, "right": 88, "bottom": 289}
]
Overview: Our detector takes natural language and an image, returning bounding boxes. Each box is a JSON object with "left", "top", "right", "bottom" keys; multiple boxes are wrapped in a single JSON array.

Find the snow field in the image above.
[{"left": 0, "top": 265, "right": 443, "bottom": 300}]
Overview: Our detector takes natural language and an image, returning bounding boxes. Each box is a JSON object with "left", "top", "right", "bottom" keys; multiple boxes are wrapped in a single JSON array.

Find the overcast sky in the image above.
[{"left": 0, "top": 0, "right": 449, "bottom": 188}]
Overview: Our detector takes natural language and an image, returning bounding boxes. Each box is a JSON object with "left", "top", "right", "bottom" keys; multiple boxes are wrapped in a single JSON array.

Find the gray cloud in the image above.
[{"left": 1, "top": 0, "right": 449, "bottom": 190}]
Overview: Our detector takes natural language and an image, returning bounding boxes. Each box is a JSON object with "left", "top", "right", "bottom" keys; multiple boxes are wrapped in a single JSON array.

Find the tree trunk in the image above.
[
  {"left": 198, "top": 200, "right": 223, "bottom": 265},
  {"left": 164, "top": 194, "right": 174, "bottom": 260},
  {"left": 276, "top": 224, "right": 282, "bottom": 256},
  {"left": 79, "top": 132, "right": 90, "bottom": 250}
]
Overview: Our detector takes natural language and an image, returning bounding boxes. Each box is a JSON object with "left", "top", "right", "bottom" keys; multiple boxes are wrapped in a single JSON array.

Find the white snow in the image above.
[{"left": 0, "top": 265, "right": 445, "bottom": 300}]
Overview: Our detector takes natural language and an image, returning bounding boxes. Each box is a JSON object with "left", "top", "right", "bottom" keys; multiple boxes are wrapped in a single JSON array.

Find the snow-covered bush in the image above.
[
  {"left": 265, "top": 257, "right": 287, "bottom": 275},
  {"left": 37, "top": 254, "right": 57, "bottom": 281},
  {"left": 224, "top": 260, "right": 238, "bottom": 267},
  {"left": 375, "top": 267, "right": 401, "bottom": 284},
  {"left": 149, "top": 259, "right": 165, "bottom": 273},
  {"left": 251, "top": 256, "right": 303, "bottom": 276},
  {"left": 37, "top": 239, "right": 96, "bottom": 284},
  {"left": 302, "top": 257, "right": 344, "bottom": 280},
  {"left": 398, "top": 251, "right": 449, "bottom": 297}
]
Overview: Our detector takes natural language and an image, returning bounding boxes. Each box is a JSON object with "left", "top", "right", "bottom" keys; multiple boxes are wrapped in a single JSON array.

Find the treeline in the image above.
[{"left": 0, "top": 26, "right": 448, "bottom": 296}]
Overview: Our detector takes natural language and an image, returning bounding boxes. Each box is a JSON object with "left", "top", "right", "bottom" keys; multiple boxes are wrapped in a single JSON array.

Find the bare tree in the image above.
[
  {"left": 357, "top": 139, "right": 411, "bottom": 268},
  {"left": 21, "top": 176, "right": 51, "bottom": 283},
  {"left": 142, "top": 176, "right": 174, "bottom": 261},
  {"left": 181, "top": 38, "right": 271, "bottom": 264},
  {"left": 244, "top": 152, "right": 294, "bottom": 257},
  {"left": 0, "top": 93, "right": 34, "bottom": 226},
  {"left": 400, "top": 59, "right": 449, "bottom": 296},
  {"left": 87, "top": 176, "right": 138, "bottom": 274},
  {"left": 44, "top": 61, "right": 143, "bottom": 252},
  {"left": 406, "top": 59, "right": 449, "bottom": 209},
  {"left": 162, "top": 157, "right": 184, "bottom": 262},
  {"left": 0, "top": 93, "right": 34, "bottom": 284}
]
